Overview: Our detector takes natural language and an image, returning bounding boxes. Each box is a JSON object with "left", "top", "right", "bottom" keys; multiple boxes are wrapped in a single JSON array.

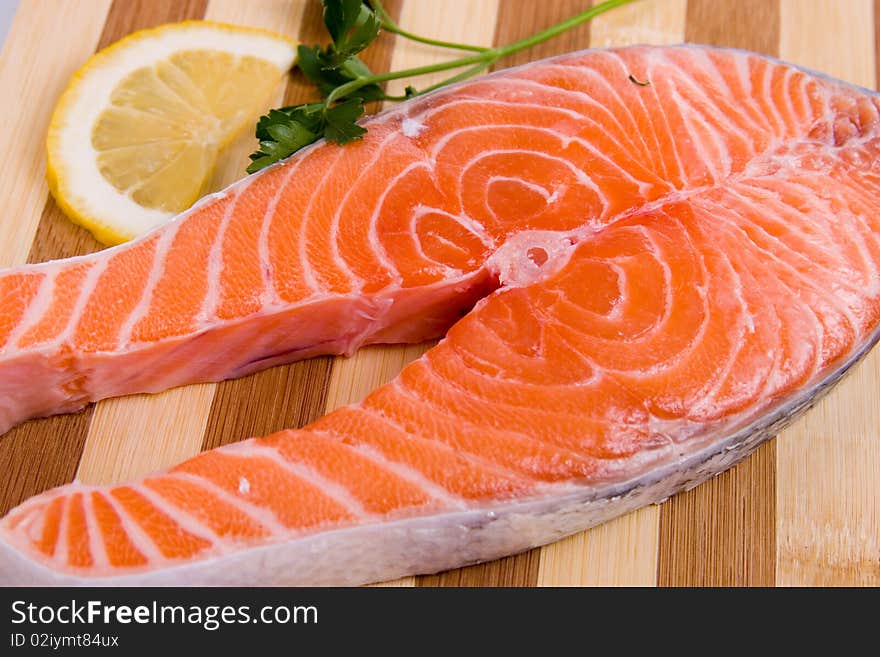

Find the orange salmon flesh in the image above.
[{"left": 2, "top": 46, "right": 880, "bottom": 585}]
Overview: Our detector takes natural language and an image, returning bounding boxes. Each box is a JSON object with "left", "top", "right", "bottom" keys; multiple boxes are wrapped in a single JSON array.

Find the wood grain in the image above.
[
  {"left": 538, "top": 507, "right": 660, "bottom": 587},
  {"left": 0, "top": 0, "right": 111, "bottom": 268},
  {"left": 0, "top": 0, "right": 878, "bottom": 587},
  {"left": 685, "top": 0, "right": 779, "bottom": 54},
  {"left": 658, "top": 443, "right": 776, "bottom": 586}
]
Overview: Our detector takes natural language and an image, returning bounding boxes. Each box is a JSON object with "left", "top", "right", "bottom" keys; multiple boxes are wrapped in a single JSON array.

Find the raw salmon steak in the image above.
[{"left": 2, "top": 45, "right": 880, "bottom": 585}]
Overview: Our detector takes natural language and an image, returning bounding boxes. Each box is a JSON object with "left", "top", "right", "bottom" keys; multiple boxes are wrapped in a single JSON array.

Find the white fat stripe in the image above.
[
  {"left": 662, "top": 48, "right": 758, "bottom": 146},
  {"left": 690, "top": 48, "right": 761, "bottom": 133},
  {"left": 309, "top": 429, "right": 466, "bottom": 510},
  {"left": 168, "top": 472, "right": 286, "bottom": 535},
  {"left": 376, "top": 380, "right": 606, "bottom": 470},
  {"left": 760, "top": 59, "right": 787, "bottom": 138},
  {"left": 454, "top": 145, "right": 610, "bottom": 220},
  {"left": 368, "top": 161, "right": 432, "bottom": 283},
  {"left": 646, "top": 66, "right": 688, "bottom": 187},
  {"left": 7, "top": 266, "right": 57, "bottom": 352},
  {"left": 259, "top": 156, "right": 304, "bottom": 309},
  {"left": 435, "top": 121, "right": 649, "bottom": 196},
  {"left": 408, "top": 205, "right": 493, "bottom": 272},
  {"left": 99, "top": 489, "right": 172, "bottom": 565},
  {"left": 664, "top": 82, "right": 725, "bottom": 183},
  {"left": 130, "top": 483, "right": 222, "bottom": 547},
  {"left": 777, "top": 67, "right": 801, "bottom": 134},
  {"left": 401, "top": 354, "right": 612, "bottom": 430},
  {"left": 487, "top": 176, "right": 551, "bottom": 199},
  {"left": 355, "top": 401, "right": 539, "bottom": 483},
  {"left": 198, "top": 177, "right": 253, "bottom": 324},
  {"left": 704, "top": 189, "right": 857, "bottom": 345},
  {"left": 548, "top": 58, "right": 653, "bottom": 161},
  {"left": 245, "top": 444, "right": 372, "bottom": 520},
  {"left": 604, "top": 50, "right": 677, "bottom": 178},
  {"left": 595, "top": 220, "right": 713, "bottom": 379},
  {"left": 297, "top": 148, "right": 348, "bottom": 295},
  {"left": 80, "top": 489, "right": 109, "bottom": 571},
  {"left": 55, "top": 257, "right": 108, "bottom": 347},
  {"left": 483, "top": 76, "right": 638, "bottom": 155},
  {"left": 685, "top": 210, "right": 754, "bottom": 416},
  {"left": 117, "top": 220, "right": 181, "bottom": 347},
  {"left": 786, "top": 178, "right": 880, "bottom": 297},
  {"left": 693, "top": 206, "right": 789, "bottom": 408},
  {"left": 735, "top": 180, "right": 869, "bottom": 296},
  {"left": 329, "top": 130, "right": 402, "bottom": 293}
]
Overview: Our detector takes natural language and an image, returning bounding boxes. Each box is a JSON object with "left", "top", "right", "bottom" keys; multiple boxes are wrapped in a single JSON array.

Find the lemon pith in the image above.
[{"left": 46, "top": 21, "right": 297, "bottom": 245}]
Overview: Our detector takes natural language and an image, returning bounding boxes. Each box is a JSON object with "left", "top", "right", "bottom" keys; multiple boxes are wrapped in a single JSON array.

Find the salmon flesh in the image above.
[{"left": 2, "top": 45, "right": 880, "bottom": 584}]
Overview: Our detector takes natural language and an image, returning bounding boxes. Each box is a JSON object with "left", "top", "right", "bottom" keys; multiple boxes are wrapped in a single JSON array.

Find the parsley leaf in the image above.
[
  {"left": 323, "top": 0, "right": 380, "bottom": 63},
  {"left": 247, "top": 100, "right": 367, "bottom": 173},
  {"left": 247, "top": 105, "right": 324, "bottom": 173},
  {"left": 324, "top": 98, "right": 368, "bottom": 143},
  {"left": 297, "top": 44, "right": 385, "bottom": 101}
]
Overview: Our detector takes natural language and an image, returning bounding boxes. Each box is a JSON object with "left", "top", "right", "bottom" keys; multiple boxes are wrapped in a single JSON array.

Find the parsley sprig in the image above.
[{"left": 247, "top": 0, "right": 636, "bottom": 173}]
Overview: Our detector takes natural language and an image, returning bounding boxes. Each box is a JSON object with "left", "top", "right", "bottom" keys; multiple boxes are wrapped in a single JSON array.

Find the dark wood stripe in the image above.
[
  {"left": 492, "top": 0, "right": 592, "bottom": 70},
  {"left": 685, "top": 0, "right": 780, "bottom": 56},
  {"left": 0, "top": 414, "right": 96, "bottom": 515},
  {"left": 280, "top": 0, "right": 329, "bottom": 106},
  {"left": 657, "top": 0, "right": 780, "bottom": 586},
  {"left": 415, "top": 0, "right": 586, "bottom": 587},
  {"left": 659, "top": 442, "right": 777, "bottom": 586},
  {"left": 201, "top": 358, "right": 335, "bottom": 450},
  {"left": 419, "top": 550, "right": 542, "bottom": 587},
  {"left": 95, "top": 0, "right": 209, "bottom": 50},
  {"left": 0, "top": 0, "right": 209, "bottom": 515}
]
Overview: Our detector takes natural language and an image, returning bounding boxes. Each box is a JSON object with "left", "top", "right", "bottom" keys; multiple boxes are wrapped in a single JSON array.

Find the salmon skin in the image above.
[{"left": 3, "top": 44, "right": 880, "bottom": 585}]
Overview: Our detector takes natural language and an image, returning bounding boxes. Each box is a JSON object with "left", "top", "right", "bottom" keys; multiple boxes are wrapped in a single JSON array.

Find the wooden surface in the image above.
[{"left": 0, "top": 0, "right": 878, "bottom": 587}]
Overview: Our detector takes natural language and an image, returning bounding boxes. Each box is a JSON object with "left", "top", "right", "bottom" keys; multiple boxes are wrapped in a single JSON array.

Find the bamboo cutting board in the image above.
[{"left": 0, "top": 0, "right": 878, "bottom": 587}]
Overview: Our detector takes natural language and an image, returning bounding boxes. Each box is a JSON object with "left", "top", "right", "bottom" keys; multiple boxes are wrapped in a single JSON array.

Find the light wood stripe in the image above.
[
  {"left": 657, "top": 0, "right": 780, "bottom": 588},
  {"left": 536, "top": 0, "right": 686, "bottom": 588},
  {"left": 0, "top": 0, "right": 112, "bottom": 268},
  {"left": 776, "top": 0, "right": 880, "bottom": 586}
]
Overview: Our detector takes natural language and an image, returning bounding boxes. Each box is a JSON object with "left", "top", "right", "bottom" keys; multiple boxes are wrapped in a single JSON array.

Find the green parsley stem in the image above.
[
  {"left": 326, "top": 0, "right": 638, "bottom": 105},
  {"left": 493, "top": 0, "right": 637, "bottom": 60},
  {"left": 415, "top": 62, "right": 493, "bottom": 95},
  {"left": 369, "top": 0, "right": 491, "bottom": 53}
]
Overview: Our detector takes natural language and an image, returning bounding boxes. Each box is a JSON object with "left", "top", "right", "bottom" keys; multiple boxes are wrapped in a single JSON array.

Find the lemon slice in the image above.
[{"left": 47, "top": 21, "right": 297, "bottom": 245}]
